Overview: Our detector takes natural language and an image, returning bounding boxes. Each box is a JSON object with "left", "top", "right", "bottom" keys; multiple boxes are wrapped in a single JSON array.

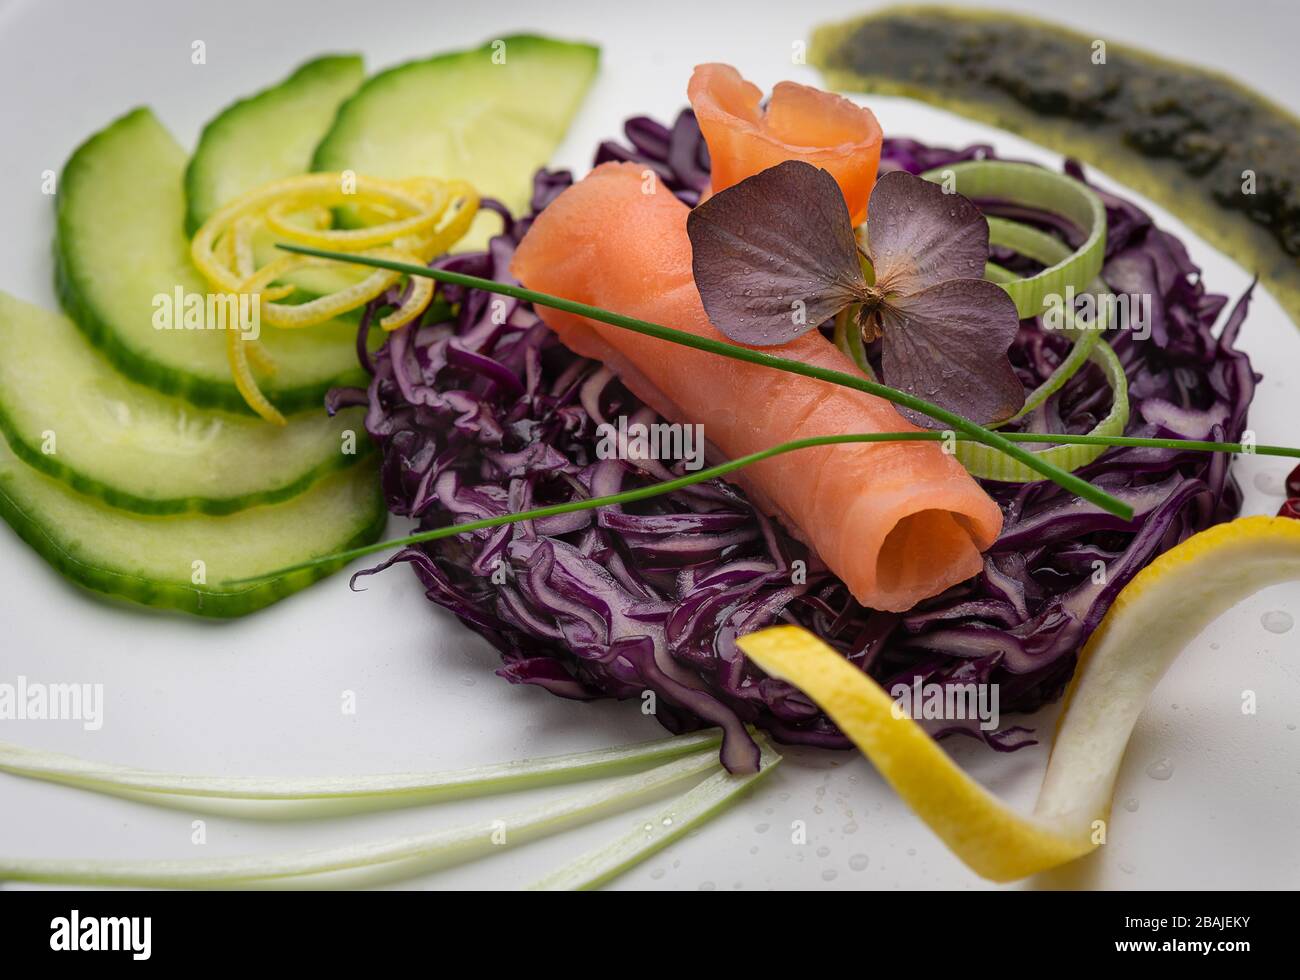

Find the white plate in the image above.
[{"left": 1, "top": 0, "right": 1297, "bottom": 891}]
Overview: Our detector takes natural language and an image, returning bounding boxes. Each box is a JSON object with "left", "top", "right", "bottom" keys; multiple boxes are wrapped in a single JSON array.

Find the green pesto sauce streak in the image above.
[{"left": 812, "top": 5, "right": 1300, "bottom": 327}]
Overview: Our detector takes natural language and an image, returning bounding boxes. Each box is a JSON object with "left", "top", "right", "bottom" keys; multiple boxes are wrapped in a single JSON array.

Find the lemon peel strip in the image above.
[
  {"left": 423, "top": 181, "right": 481, "bottom": 257},
  {"left": 736, "top": 626, "right": 1090, "bottom": 880},
  {"left": 190, "top": 172, "right": 480, "bottom": 418},
  {"left": 737, "top": 515, "right": 1300, "bottom": 881},
  {"left": 380, "top": 275, "right": 435, "bottom": 332},
  {"left": 243, "top": 338, "right": 277, "bottom": 376},
  {"left": 263, "top": 188, "right": 447, "bottom": 251},
  {"left": 225, "top": 326, "right": 285, "bottom": 427}
]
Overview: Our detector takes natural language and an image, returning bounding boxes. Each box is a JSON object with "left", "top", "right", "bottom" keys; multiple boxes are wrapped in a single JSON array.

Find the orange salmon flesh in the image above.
[
  {"left": 511, "top": 162, "right": 1003, "bottom": 612},
  {"left": 688, "top": 63, "right": 882, "bottom": 224}
]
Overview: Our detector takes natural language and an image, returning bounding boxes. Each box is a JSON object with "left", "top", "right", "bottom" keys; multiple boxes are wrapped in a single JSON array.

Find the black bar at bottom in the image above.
[{"left": 0, "top": 888, "right": 1283, "bottom": 964}]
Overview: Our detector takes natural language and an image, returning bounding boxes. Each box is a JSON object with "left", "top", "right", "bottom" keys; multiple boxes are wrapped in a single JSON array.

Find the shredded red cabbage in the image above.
[{"left": 329, "top": 112, "right": 1258, "bottom": 774}]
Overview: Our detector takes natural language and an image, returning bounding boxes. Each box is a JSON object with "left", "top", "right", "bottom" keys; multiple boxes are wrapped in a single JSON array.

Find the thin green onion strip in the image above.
[
  {"left": 924, "top": 161, "right": 1119, "bottom": 469},
  {"left": 987, "top": 215, "right": 1077, "bottom": 266},
  {"left": 0, "top": 748, "right": 725, "bottom": 888},
  {"left": 985, "top": 261, "right": 1017, "bottom": 284},
  {"left": 0, "top": 730, "right": 723, "bottom": 802},
  {"left": 985, "top": 218, "right": 1108, "bottom": 426},
  {"left": 274, "top": 242, "right": 1131, "bottom": 518},
  {"left": 226, "top": 429, "right": 1300, "bottom": 588},
  {"left": 958, "top": 338, "right": 1130, "bottom": 481},
  {"left": 529, "top": 736, "right": 782, "bottom": 891},
  {"left": 936, "top": 174, "right": 1123, "bottom": 472},
  {"left": 921, "top": 160, "right": 1107, "bottom": 319},
  {"left": 974, "top": 214, "right": 1129, "bottom": 478},
  {"left": 996, "top": 282, "right": 1107, "bottom": 429}
]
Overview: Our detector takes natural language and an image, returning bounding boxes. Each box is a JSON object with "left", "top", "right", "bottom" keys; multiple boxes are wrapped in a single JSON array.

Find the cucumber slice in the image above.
[
  {"left": 0, "top": 291, "right": 370, "bottom": 515},
  {"left": 312, "top": 34, "right": 598, "bottom": 248},
  {"left": 0, "top": 436, "right": 386, "bottom": 618},
  {"left": 184, "top": 54, "right": 365, "bottom": 234},
  {"left": 56, "top": 108, "right": 364, "bottom": 415}
]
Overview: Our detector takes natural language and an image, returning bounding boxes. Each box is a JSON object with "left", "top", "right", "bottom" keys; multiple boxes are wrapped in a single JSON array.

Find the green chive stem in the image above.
[
  {"left": 275, "top": 243, "right": 1133, "bottom": 519},
  {"left": 226, "top": 429, "right": 1297, "bottom": 587}
]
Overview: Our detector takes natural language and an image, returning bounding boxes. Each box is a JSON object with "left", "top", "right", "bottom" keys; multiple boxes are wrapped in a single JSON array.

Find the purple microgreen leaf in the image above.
[
  {"left": 876, "top": 278, "right": 1025, "bottom": 429},
  {"left": 688, "top": 160, "right": 867, "bottom": 347},
  {"left": 866, "top": 171, "right": 990, "bottom": 296}
]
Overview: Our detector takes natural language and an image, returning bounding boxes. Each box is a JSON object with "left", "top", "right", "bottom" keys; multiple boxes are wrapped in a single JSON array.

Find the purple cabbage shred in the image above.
[{"left": 330, "top": 112, "right": 1258, "bottom": 774}]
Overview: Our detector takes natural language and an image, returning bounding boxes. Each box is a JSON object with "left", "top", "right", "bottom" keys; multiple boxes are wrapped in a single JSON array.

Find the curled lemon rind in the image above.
[
  {"left": 189, "top": 172, "right": 479, "bottom": 419},
  {"left": 738, "top": 515, "right": 1300, "bottom": 882}
]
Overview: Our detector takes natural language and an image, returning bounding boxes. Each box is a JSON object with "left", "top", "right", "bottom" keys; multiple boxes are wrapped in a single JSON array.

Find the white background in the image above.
[{"left": 1, "top": 0, "right": 1297, "bottom": 891}]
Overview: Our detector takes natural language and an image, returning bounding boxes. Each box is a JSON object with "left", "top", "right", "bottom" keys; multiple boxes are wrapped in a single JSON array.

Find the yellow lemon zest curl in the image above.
[{"left": 191, "top": 173, "right": 479, "bottom": 424}]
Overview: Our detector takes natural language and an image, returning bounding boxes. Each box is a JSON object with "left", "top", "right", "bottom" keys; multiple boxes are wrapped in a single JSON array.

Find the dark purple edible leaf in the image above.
[
  {"left": 688, "top": 160, "right": 866, "bottom": 346},
  {"left": 877, "top": 278, "right": 1026, "bottom": 428},
  {"left": 867, "top": 170, "right": 990, "bottom": 294}
]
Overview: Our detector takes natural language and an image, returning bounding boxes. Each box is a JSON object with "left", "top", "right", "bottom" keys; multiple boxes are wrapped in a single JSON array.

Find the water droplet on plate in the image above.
[
  {"left": 1119, "top": 861, "right": 1136, "bottom": 875},
  {"left": 754, "top": 822, "right": 770, "bottom": 834},
  {"left": 699, "top": 881, "right": 716, "bottom": 891},
  {"left": 1146, "top": 757, "right": 1175, "bottom": 781},
  {"left": 1253, "top": 470, "right": 1286, "bottom": 495},
  {"left": 822, "top": 869, "right": 838, "bottom": 882},
  {"left": 816, "top": 846, "right": 830, "bottom": 858},
  {"left": 1123, "top": 798, "right": 1139, "bottom": 812},
  {"left": 849, "top": 853, "right": 870, "bottom": 871},
  {"left": 1262, "top": 610, "right": 1294, "bottom": 634}
]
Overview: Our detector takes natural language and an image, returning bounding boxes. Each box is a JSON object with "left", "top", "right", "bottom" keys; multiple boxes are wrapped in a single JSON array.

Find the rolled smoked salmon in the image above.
[
  {"left": 511, "top": 163, "right": 1003, "bottom": 612},
  {"left": 687, "top": 63, "right": 882, "bottom": 224}
]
